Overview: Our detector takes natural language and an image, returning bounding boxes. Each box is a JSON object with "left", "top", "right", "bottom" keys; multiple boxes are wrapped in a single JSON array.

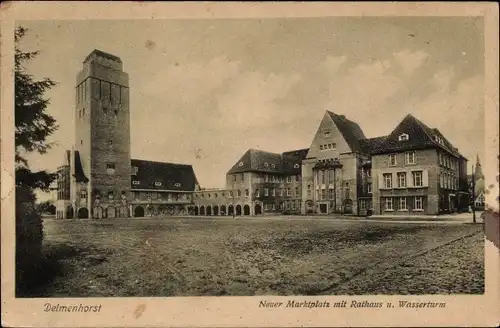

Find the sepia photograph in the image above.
[{"left": 2, "top": 2, "right": 499, "bottom": 328}]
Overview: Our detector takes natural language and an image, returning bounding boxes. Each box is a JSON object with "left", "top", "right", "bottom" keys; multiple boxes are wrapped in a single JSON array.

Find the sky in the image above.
[{"left": 17, "top": 17, "right": 485, "bottom": 200}]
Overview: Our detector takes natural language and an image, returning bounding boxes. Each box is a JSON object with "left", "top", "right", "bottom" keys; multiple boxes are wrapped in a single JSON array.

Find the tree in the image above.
[
  {"left": 15, "top": 26, "right": 59, "bottom": 296},
  {"left": 15, "top": 26, "right": 58, "bottom": 190}
]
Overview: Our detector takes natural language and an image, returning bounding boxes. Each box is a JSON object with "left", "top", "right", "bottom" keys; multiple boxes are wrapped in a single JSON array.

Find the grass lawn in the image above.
[{"left": 19, "top": 217, "right": 484, "bottom": 297}]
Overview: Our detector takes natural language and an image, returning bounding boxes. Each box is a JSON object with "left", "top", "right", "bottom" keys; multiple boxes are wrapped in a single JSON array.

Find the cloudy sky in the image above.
[{"left": 18, "top": 17, "right": 484, "bottom": 199}]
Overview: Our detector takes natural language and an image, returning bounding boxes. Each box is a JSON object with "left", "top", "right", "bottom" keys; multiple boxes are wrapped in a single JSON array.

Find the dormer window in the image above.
[
  {"left": 398, "top": 133, "right": 409, "bottom": 141},
  {"left": 154, "top": 181, "right": 162, "bottom": 187},
  {"left": 174, "top": 182, "right": 181, "bottom": 187},
  {"left": 271, "top": 163, "right": 276, "bottom": 169},
  {"left": 264, "top": 163, "right": 269, "bottom": 168},
  {"left": 132, "top": 180, "right": 140, "bottom": 185},
  {"left": 294, "top": 164, "right": 300, "bottom": 169},
  {"left": 238, "top": 162, "right": 244, "bottom": 167}
]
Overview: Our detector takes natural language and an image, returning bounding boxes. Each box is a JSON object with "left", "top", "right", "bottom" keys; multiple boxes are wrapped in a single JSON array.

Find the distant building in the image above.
[{"left": 468, "top": 155, "right": 485, "bottom": 209}]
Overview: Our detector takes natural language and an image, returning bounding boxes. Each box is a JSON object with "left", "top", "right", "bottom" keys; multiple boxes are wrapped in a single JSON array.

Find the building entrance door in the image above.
[{"left": 319, "top": 203, "right": 328, "bottom": 214}]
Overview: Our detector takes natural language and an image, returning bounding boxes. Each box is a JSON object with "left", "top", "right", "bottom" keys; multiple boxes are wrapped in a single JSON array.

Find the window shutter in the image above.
[
  {"left": 378, "top": 173, "right": 384, "bottom": 189},
  {"left": 422, "top": 169, "right": 429, "bottom": 187}
]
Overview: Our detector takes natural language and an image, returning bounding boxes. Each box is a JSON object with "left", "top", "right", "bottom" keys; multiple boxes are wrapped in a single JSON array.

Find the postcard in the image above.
[{"left": 1, "top": 2, "right": 498, "bottom": 327}]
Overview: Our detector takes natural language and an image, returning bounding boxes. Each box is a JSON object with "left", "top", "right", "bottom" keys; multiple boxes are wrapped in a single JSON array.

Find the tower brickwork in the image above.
[{"left": 74, "top": 50, "right": 131, "bottom": 218}]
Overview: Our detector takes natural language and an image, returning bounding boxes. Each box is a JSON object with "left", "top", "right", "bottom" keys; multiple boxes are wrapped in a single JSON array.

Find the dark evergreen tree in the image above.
[{"left": 15, "top": 26, "right": 59, "bottom": 296}]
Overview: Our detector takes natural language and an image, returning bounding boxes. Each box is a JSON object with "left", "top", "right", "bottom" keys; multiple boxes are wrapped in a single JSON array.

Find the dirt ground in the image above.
[{"left": 19, "top": 216, "right": 484, "bottom": 297}]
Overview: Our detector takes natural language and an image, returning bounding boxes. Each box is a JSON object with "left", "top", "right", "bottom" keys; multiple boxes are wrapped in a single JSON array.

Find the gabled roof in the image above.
[
  {"left": 282, "top": 148, "right": 309, "bottom": 174},
  {"left": 360, "top": 136, "right": 388, "bottom": 154},
  {"left": 371, "top": 114, "right": 464, "bottom": 158},
  {"left": 131, "top": 159, "right": 198, "bottom": 191},
  {"left": 73, "top": 151, "right": 89, "bottom": 183},
  {"left": 227, "top": 149, "right": 283, "bottom": 175},
  {"left": 326, "top": 111, "right": 367, "bottom": 153}
]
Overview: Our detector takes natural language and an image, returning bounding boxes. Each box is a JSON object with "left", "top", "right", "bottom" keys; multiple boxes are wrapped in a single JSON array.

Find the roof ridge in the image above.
[{"left": 131, "top": 158, "right": 193, "bottom": 167}]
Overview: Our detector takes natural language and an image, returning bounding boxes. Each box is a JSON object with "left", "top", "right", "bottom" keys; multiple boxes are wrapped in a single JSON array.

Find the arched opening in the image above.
[
  {"left": 236, "top": 205, "right": 242, "bottom": 216},
  {"left": 243, "top": 205, "right": 250, "bottom": 216},
  {"left": 220, "top": 205, "right": 227, "bottom": 216},
  {"left": 213, "top": 205, "right": 219, "bottom": 216},
  {"left": 194, "top": 206, "right": 199, "bottom": 216},
  {"left": 228, "top": 205, "right": 234, "bottom": 216},
  {"left": 106, "top": 206, "right": 116, "bottom": 218},
  {"left": 77, "top": 207, "right": 89, "bottom": 219},
  {"left": 200, "top": 206, "right": 205, "bottom": 215},
  {"left": 206, "top": 206, "right": 212, "bottom": 216},
  {"left": 93, "top": 206, "right": 103, "bottom": 219},
  {"left": 118, "top": 206, "right": 129, "bottom": 218},
  {"left": 134, "top": 206, "right": 145, "bottom": 217},
  {"left": 66, "top": 206, "right": 74, "bottom": 219},
  {"left": 254, "top": 204, "right": 262, "bottom": 215},
  {"left": 343, "top": 199, "right": 353, "bottom": 214}
]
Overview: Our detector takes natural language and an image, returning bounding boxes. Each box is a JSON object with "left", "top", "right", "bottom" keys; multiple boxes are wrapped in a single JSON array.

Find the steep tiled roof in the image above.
[
  {"left": 360, "top": 136, "right": 388, "bottom": 154},
  {"left": 327, "top": 111, "right": 367, "bottom": 153},
  {"left": 371, "top": 114, "right": 465, "bottom": 158},
  {"left": 282, "top": 148, "right": 309, "bottom": 174},
  {"left": 131, "top": 159, "right": 198, "bottom": 191},
  {"left": 227, "top": 149, "right": 283, "bottom": 175},
  {"left": 73, "top": 151, "right": 89, "bottom": 183}
]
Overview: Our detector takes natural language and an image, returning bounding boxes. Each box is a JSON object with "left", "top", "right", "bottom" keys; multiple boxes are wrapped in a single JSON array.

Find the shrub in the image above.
[{"left": 16, "top": 186, "right": 44, "bottom": 294}]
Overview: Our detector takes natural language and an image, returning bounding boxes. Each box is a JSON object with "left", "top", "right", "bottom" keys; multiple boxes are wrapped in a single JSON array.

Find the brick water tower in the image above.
[{"left": 73, "top": 49, "right": 131, "bottom": 218}]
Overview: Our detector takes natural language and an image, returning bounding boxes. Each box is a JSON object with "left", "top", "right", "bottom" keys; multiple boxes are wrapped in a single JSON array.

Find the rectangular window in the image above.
[
  {"left": 287, "top": 188, "right": 291, "bottom": 196},
  {"left": 383, "top": 173, "right": 392, "bottom": 188},
  {"left": 271, "top": 188, "right": 275, "bottom": 196},
  {"left": 320, "top": 145, "right": 324, "bottom": 150},
  {"left": 328, "top": 188, "right": 334, "bottom": 199},
  {"left": 279, "top": 188, "right": 283, "bottom": 197},
  {"left": 321, "top": 189, "right": 326, "bottom": 200},
  {"left": 295, "top": 187, "right": 299, "bottom": 197},
  {"left": 151, "top": 192, "right": 158, "bottom": 200},
  {"left": 385, "top": 198, "right": 393, "bottom": 211},
  {"left": 241, "top": 173, "right": 244, "bottom": 181},
  {"left": 397, "top": 172, "right": 407, "bottom": 188},
  {"left": 406, "top": 152, "right": 416, "bottom": 164},
  {"left": 245, "top": 189, "right": 249, "bottom": 197},
  {"left": 80, "top": 190, "right": 87, "bottom": 199},
  {"left": 440, "top": 174, "right": 444, "bottom": 188},
  {"left": 108, "top": 191, "right": 114, "bottom": 200},
  {"left": 255, "top": 189, "right": 260, "bottom": 197},
  {"left": 264, "top": 188, "right": 269, "bottom": 196},
  {"left": 287, "top": 176, "right": 292, "bottom": 183},
  {"left": 229, "top": 191, "right": 233, "bottom": 198},
  {"left": 233, "top": 175, "right": 236, "bottom": 182},
  {"left": 389, "top": 154, "right": 397, "bottom": 166},
  {"left": 412, "top": 171, "right": 423, "bottom": 187},
  {"left": 131, "top": 166, "right": 138, "bottom": 175},
  {"left": 265, "top": 174, "right": 269, "bottom": 182},
  {"left": 365, "top": 168, "right": 371, "bottom": 177},
  {"left": 399, "top": 197, "right": 407, "bottom": 210},
  {"left": 414, "top": 196, "right": 423, "bottom": 210},
  {"left": 367, "top": 183, "right": 372, "bottom": 194},
  {"left": 359, "top": 199, "right": 366, "bottom": 209}
]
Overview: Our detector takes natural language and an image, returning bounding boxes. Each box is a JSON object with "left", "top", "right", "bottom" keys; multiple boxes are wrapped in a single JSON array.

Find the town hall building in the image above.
[{"left": 55, "top": 50, "right": 470, "bottom": 219}]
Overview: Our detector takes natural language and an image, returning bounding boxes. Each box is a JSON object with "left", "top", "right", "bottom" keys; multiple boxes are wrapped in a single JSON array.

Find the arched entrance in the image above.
[
  {"left": 228, "top": 205, "right": 234, "bottom": 216},
  {"left": 134, "top": 206, "right": 145, "bottom": 217},
  {"left": 106, "top": 206, "right": 116, "bottom": 218},
  {"left": 194, "top": 206, "right": 199, "bottom": 216},
  {"left": 206, "top": 206, "right": 212, "bottom": 216},
  {"left": 213, "top": 205, "right": 219, "bottom": 216},
  {"left": 243, "top": 205, "right": 250, "bottom": 215},
  {"left": 343, "top": 199, "right": 353, "bottom": 214},
  {"left": 118, "top": 206, "right": 129, "bottom": 218},
  {"left": 200, "top": 206, "right": 205, "bottom": 215},
  {"left": 254, "top": 204, "right": 262, "bottom": 215},
  {"left": 66, "top": 206, "right": 74, "bottom": 219},
  {"left": 220, "top": 205, "right": 227, "bottom": 216},
  {"left": 93, "top": 206, "right": 103, "bottom": 219},
  {"left": 77, "top": 207, "right": 89, "bottom": 218},
  {"left": 236, "top": 205, "right": 242, "bottom": 216}
]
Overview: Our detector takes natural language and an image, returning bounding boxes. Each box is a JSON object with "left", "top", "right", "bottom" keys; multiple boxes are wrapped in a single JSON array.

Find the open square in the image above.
[{"left": 22, "top": 216, "right": 484, "bottom": 297}]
